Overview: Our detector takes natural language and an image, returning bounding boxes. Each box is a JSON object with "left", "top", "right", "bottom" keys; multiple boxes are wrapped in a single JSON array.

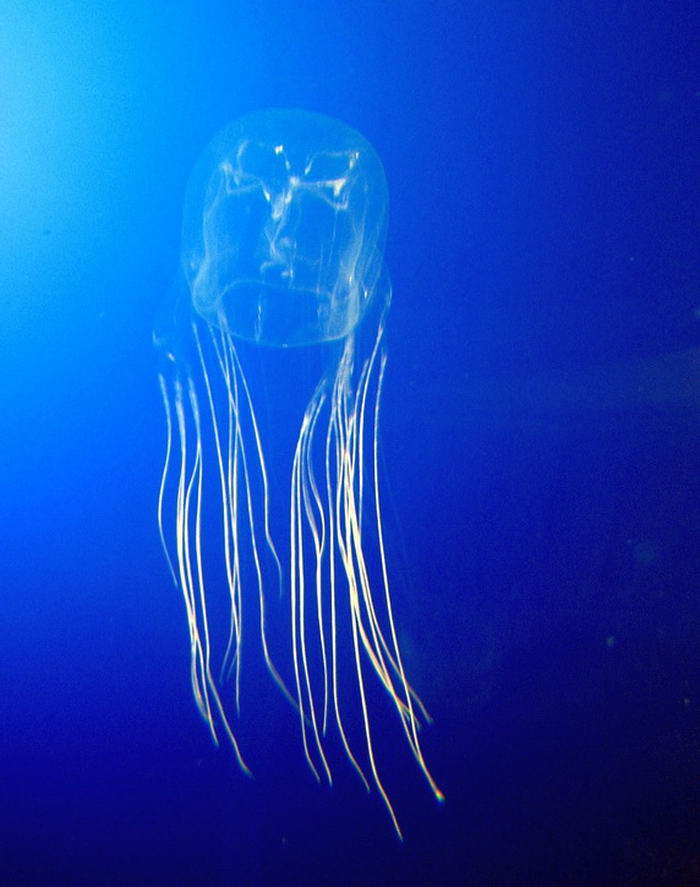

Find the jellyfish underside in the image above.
[{"left": 156, "top": 110, "right": 442, "bottom": 836}]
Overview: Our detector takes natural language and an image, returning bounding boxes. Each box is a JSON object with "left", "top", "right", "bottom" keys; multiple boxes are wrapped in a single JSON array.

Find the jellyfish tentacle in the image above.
[
  {"left": 224, "top": 332, "right": 299, "bottom": 714},
  {"left": 167, "top": 374, "right": 249, "bottom": 774},
  {"left": 290, "top": 410, "right": 321, "bottom": 782},
  {"left": 227, "top": 330, "right": 284, "bottom": 600},
  {"left": 371, "top": 353, "right": 444, "bottom": 802},
  {"left": 220, "top": 329, "right": 243, "bottom": 688},
  {"left": 192, "top": 323, "right": 242, "bottom": 703},
  {"left": 290, "top": 393, "right": 336, "bottom": 785},
  {"left": 207, "top": 325, "right": 246, "bottom": 697},
  {"left": 156, "top": 373, "right": 178, "bottom": 587},
  {"left": 172, "top": 376, "right": 213, "bottom": 735},
  {"left": 329, "top": 346, "right": 403, "bottom": 838},
  {"left": 189, "top": 375, "right": 253, "bottom": 775},
  {"left": 199, "top": 320, "right": 293, "bottom": 716},
  {"left": 324, "top": 388, "right": 371, "bottom": 793},
  {"left": 329, "top": 313, "right": 443, "bottom": 829},
  {"left": 299, "top": 388, "right": 331, "bottom": 736},
  {"left": 336, "top": 339, "right": 401, "bottom": 708}
]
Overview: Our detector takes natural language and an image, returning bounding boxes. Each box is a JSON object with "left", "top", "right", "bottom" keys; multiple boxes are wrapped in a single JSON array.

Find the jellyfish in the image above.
[{"left": 155, "top": 109, "right": 442, "bottom": 835}]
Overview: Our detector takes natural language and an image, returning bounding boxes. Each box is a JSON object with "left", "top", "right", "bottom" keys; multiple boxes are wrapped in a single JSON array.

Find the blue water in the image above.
[{"left": 2, "top": 2, "right": 698, "bottom": 885}]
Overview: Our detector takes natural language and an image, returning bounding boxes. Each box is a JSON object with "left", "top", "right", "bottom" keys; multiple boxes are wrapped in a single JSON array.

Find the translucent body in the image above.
[
  {"left": 157, "top": 110, "right": 441, "bottom": 837},
  {"left": 181, "top": 109, "right": 389, "bottom": 347}
]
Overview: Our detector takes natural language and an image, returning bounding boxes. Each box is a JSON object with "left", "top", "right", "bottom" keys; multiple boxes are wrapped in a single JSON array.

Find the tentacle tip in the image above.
[
  {"left": 307, "top": 764, "right": 322, "bottom": 784},
  {"left": 434, "top": 788, "right": 446, "bottom": 804}
]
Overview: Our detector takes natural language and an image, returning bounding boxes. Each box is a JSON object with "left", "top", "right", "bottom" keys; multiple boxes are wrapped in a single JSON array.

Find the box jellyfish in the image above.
[{"left": 155, "top": 109, "right": 442, "bottom": 835}]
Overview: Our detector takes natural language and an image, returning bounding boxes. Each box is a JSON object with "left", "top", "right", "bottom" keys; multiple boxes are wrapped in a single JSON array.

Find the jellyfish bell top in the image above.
[{"left": 180, "top": 109, "right": 390, "bottom": 349}]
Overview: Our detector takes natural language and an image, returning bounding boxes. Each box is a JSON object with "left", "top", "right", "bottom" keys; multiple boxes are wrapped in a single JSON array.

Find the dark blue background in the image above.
[{"left": 1, "top": 1, "right": 698, "bottom": 884}]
